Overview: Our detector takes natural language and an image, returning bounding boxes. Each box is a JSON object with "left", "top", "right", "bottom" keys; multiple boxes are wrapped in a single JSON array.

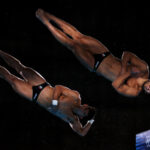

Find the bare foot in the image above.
[
  {"left": 36, "top": 8, "right": 48, "bottom": 25},
  {"left": 36, "top": 8, "right": 44, "bottom": 18}
]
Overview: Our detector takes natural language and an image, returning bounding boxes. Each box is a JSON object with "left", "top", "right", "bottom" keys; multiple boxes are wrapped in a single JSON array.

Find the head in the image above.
[
  {"left": 143, "top": 80, "right": 150, "bottom": 94},
  {"left": 73, "top": 104, "right": 96, "bottom": 120}
]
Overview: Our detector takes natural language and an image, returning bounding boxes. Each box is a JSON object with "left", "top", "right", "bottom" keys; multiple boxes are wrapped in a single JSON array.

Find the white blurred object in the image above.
[{"left": 52, "top": 100, "right": 58, "bottom": 106}]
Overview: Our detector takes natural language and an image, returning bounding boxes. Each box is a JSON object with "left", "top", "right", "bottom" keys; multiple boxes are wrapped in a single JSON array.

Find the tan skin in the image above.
[
  {"left": 0, "top": 50, "right": 95, "bottom": 136},
  {"left": 36, "top": 8, "right": 150, "bottom": 97}
]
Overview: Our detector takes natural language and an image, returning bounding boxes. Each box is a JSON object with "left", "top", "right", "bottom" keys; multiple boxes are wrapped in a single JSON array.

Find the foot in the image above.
[
  {"left": 36, "top": 8, "right": 47, "bottom": 24},
  {"left": 36, "top": 8, "right": 44, "bottom": 17}
]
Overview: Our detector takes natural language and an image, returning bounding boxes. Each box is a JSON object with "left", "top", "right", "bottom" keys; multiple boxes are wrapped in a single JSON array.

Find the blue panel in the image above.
[{"left": 136, "top": 130, "right": 150, "bottom": 150}]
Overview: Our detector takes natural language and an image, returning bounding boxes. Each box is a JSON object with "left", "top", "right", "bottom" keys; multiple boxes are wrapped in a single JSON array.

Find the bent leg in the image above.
[
  {"left": 0, "top": 65, "right": 32, "bottom": 100},
  {"left": 0, "top": 50, "right": 46, "bottom": 85}
]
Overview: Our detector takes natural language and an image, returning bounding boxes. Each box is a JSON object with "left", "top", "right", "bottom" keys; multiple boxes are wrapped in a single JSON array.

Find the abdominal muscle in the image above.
[
  {"left": 97, "top": 54, "right": 122, "bottom": 82},
  {"left": 97, "top": 54, "right": 141, "bottom": 82}
]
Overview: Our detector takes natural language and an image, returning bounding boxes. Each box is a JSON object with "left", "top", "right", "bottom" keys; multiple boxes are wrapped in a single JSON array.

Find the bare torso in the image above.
[
  {"left": 98, "top": 53, "right": 148, "bottom": 83},
  {"left": 97, "top": 54, "right": 122, "bottom": 81},
  {"left": 36, "top": 85, "right": 81, "bottom": 123},
  {"left": 37, "top": 85, "right": 54, "bottom": 107}
]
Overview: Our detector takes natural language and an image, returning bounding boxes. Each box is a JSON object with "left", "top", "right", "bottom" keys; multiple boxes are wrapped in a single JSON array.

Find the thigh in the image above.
[
  {"left": 11, "top": 76, "right": 33, "bottom": 100},
  {"left": 20, "top": 67, "right": 46, "bottom": 86},
  {"left": 77, "top": 35, "right": 109, "bottom": 54},
  {"left": 75, "top": 48, "right": 95, "bottom": 71}
]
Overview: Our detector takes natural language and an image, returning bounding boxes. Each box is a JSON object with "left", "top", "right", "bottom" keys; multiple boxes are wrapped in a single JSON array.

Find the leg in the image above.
[
  {"left": 0, "top": 65, "right": 32, "bottom": 100},
  {"left": 36, "top": 9, "right": 75, "bottom": 50},
  {"left": 36, "top": 9, "right": 82, "bottom": 38},
  {"left": 36, "top": 9, "right": 109, "bottom": 54},
  {"left": 36, "top": 9, "right": 110, "bottom": 71},
  {"left": 0, "top": 50, "right": 46, "bottom": 85}
]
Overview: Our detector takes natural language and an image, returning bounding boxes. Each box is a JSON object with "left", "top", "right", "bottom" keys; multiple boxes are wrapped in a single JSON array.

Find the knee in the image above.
[{"left": 9, "top": 74, "right": 18, "bottom": 83}]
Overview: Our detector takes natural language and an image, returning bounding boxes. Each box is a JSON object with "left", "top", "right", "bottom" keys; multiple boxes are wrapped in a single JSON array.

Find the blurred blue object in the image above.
[{"left": 136, "top": 130, "right": 150, "bottom": 150}]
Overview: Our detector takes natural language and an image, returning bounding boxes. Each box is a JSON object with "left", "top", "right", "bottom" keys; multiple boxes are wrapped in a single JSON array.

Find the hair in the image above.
[{"left": 142, "top": 80, "right": 150, "bottom": 90}]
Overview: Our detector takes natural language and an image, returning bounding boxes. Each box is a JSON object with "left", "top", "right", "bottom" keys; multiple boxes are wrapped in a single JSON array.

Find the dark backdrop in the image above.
[{"left": 0, "top": 2, "right": 150, "bottom": 150}]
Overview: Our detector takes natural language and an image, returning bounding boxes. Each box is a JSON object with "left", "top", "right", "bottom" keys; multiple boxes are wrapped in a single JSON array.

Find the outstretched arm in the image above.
[
  {"left": 69, "top": 116, "right": 94, "bottom": 136},
  {"left": 112, "top": 72, "right": 140, "bottom": 97}
]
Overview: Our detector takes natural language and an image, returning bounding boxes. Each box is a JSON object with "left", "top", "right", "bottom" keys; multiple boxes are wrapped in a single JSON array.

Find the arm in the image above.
[
  {"left": 53, "top": 85, "right": 64, "bottom": 100},
  {"left": 53, "top": 85, "right": 81, "bottom": 101},
  {"left": 53, "top": 86, "right": 94, "bottom": 135},
  {"left": 121, "top": 51, "right": 149, "bottom": 77},
  {"left": 112, "top": 72, "right": 140, "bottom": 97},
  {"left": 69, "top": 116, "right": 94, "bottom": 136}
]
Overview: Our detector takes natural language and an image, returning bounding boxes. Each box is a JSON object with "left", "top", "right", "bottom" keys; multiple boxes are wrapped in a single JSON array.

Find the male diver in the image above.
[
  {"left": 36, "top": 8, "right": 150, "bottom": 97},
  {"left": 0, "top": 50, "right": 96, "bottom": 136}
]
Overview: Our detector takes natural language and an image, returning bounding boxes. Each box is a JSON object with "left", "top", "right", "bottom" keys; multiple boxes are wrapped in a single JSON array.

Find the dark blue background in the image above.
[{"left": 0, "top": 2, "right": 150, "bottom": 150}]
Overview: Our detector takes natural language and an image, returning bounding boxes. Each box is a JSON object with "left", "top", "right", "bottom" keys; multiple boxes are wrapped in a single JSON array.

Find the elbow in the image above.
[
  {"left": 123, "top": 51, "right": 130, "bottom": 53},
  {"left": 112, "top": 82, "right": 115, "bottom": 88},
  {"left": 77, "top": 128, "right": 88, "bottom": 137},
  {"left": 78, "top": 131, "right": 87, "bottom": 137},
  {"left": 122, "top": 51, "right": 131, "bottom": 58},
  {"left": 80, "top": 134, "right": 86, "bottom": 137},
  {"left": 112, "top": 82, "right": 118, "bottom": 89},
  {"left": 123, "top": 51, "right": 131, "bottom": 55}
]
